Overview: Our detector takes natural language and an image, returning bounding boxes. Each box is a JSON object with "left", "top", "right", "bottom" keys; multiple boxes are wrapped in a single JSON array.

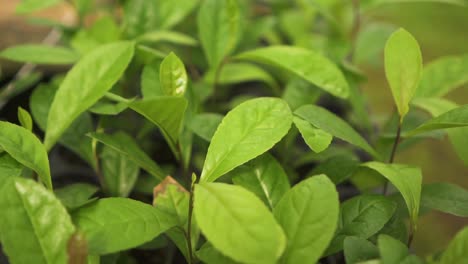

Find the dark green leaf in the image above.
[
  {"left": 101, "top": 146, "right": 139, "bottom": 197},
  {"left": 282, "top": 78, "right": 321, "bottom": 111},
  {"left": 196, "top": 243, "right": 240, "bottom": 264},
  {"left": 310, "top": 155, "right": 359, "bottom": 184},
  {"left": 421, "top": 182, "right": 468, "bottom": 217},
  {"left": 141, "top": 59, "right": 164, "bottom": 98},
  {"left": 55, "top": 183, "right": 98, "bottom": 210},
  {"left": 187, "top": 113, "right": 223, "bottom": 141},
  {"left": 0, "top": 45, "right": 79, "bottom": 64},
  {"left": 406, "top": 105, "right": 468, "bottom": 136},
  {"left": 344, "top": 237, "right": 379, "bottom": 264},
  {"left": 378, "top": 234, "right": 408, "bottom": 264}
]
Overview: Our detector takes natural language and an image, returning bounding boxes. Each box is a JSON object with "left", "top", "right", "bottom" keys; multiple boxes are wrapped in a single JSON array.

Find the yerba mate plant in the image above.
[{"left": 0, "top": 0, "right": 467, "bottom": 263}]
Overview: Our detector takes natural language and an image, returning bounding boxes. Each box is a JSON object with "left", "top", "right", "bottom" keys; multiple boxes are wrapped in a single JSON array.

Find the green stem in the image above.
[{"left": 187, "top": 177, "right": 196, "bottom": 264}]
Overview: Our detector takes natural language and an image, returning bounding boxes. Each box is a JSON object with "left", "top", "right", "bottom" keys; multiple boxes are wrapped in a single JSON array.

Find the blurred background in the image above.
[{"left": 0, "top": 0, "right": 467, "bottom": 257}]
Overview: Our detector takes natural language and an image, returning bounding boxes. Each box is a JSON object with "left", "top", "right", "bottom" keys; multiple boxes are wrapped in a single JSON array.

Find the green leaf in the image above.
[
  {"left": 0, "top": 177, "right": 75, "bottom": 264},
  {"left": 362, "top": 0, "right": 466, "bottom": 12},
  {"left": 0, "top": 121, "right": 51, "bottom": 189},
  {"left": 187, "top": 113, "right": 223, "bottom": 141},
  {"left": 310, "top": 155, "right": 359, "bottom": 184},
  {"left": 88, "top": 132, "right": 165, "bottom": 181},
  {"left": 295, "top": 104, "right": 378, "bottom": 157},
  {"left": 378, "top": 234, "right": 409, "bottom": 264},
  {"left": 354, "top": 22, "right": 397, "bottom": 66},
  {"left": 198, "top": 0, "right": 239, "bottom": 68},
  {"left": 196, "top": 243, "right": 240, "bottom": 264},
  {"left": 72, "top": 197, "right": 175, "bottom": 254},
  {"left": 17, "top": 107, "right": 33, "bottom": 131},
  {"left": 327, "top": 195, "right": 396, "bottom": 255},
  {"left": 141, "top": 59, "right": 164, "bottom": 98},
  {"left": 384, "top": 28, "right": 423, "bottom": 120},
  {"left": 344, "top": 237, "right": 379, "bottom": 264},
  {"left": 293, "top": 116, "right": 333, "bottom": 153},
  {"left": 16, "top": 0, "right": 63, "bottom": 14},
  {"left": 136, "top": 31, "right": 198, "bottom": 46},
  {"left": 30, "top": 82, "right": 95, "bottom": 167},
  {"left": 55, "top": 183, "right": 98, "bottom": 210},
  {"left": 101, "top": 145, "right": 139, "bottom": 197},
  {"left": 421, "top": 182, "right": 468, "bottom": 217},
  {"left": 200, "top": 97, "right": 292, "bottom": 183},
  {"left": 0, "top": 152, "right": 23, "bottom": 177},
  {"left": 415, "top": 54, "right": 468, "bottom": 98},
  {"left": 406, "top": 105, "right": 468, "bottom": 136},
  {"left": 159, "top": 52, "right": 187, "bottom": 96},
  {"left": 156, "top": 0, "right": 200, "bottom": 29},
  {"left": 129, "top": 96, "right": 188, "bottom": 157},
  {"left": 44, "top": 41, "right": 135, "bottom": 150},
  {"left": 362, "top": 162, "right": 422, "bottom": 229},
  {"left": 439, "top": 226, "right": 468, "bottom": 264},
  {"left": 231, "top": 154, "right": 290, "bottom": 209},
  {"left": 282, "top": 78, "right": 321, "bottom": 111},
  {"left": 236, "top": 46, "right": 349, "bottom": 98},
  {"left": 274, "top": 175, "right": 339, "bottom": 264},
  {"left": 194, "top": 182, "right": 286, "bottom": 264},
  {"left": 0, "top": 45, "right": 79, "bottom": 64}
]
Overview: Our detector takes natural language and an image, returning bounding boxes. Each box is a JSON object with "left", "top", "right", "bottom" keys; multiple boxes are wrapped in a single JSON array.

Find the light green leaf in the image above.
[
  {"left": 0, "top": 45, "right": 79, "bottom": 64},
  {"left": 384, "top": 28, "right": 422, "bottom": 120},
  {"left": 236, "top": 46, "right": 349, "bottom": 98},
  {"left": 293, "top": 116, "right": 333, "bottom": 153},
  {"left": 194, "top": 182, "right": 286, "bottom": 264},
  {"left": 156, "top": 0, "right": 200, "bottom": 29},
  {"left": 449, "top": 127, "right": 468, "bottom": 166},
  {"left": 136, "top": 31, "right": 198, "bottom": 46},
  {"left": 15, "top": 0, "right": 62, "bottom": 13},
  {"left": 201, "top": 97, "right": 292, "bottom": 183},
  {"left": 0, "top": 121, "right": 51, "bottom": 189},
  {"left": 141, "top": 59, "right": 163, "bottom": 98},
  {"left": 89, "top": 101, "right": 130, "bottom": 116},
  {"left": 101, "top": 146, "right": 139, "bottom": 197},
  {"left": 17, "top": 107, "right": 33, "bottom": 131},
  {"left": 187, "top": 113, "right": 223, "bottom": 141},
  {"left": 378, "top": 234, "right": 408, "bottom": 264},
  {"left": 0, "top": 177, "right": 75, "bottom": 264},
  {"left": 196, "top": 243, "right": 240, "bottom": 264},
  {"left": 415, "top": 54, "right": 468, "bottom": 98},
  {"left": 421, "top": 182, "right": 468, "bottom": 217},
  {"left": 363, "top": 162, "right": 422, "bottom": 229},
  {"left": 0, "top": 152, "right": 23, "bottom": 177},
  {"left": 439, "top": 227, "right": 468, "bottom": 264},
  {"left": 72, "top": 197, "right": 175, "bottom": 254},
  {"left": 55, "top": 183, "right": 98, "bottom": 211},
  {"left": 327, "top": 195, "right": 396, "bottom": 255},
  {"left": 406, "top": 104, "right": 468, "bottom": 136},
  {"left": 282, "top": 77, "right": 322, "bottom": 111},
  {"left": 354, "top": 22, "right": 397, "bottom": 66},
  {"left": 88, "top": 132, "right": 165, "bottom": 181},
  {"left": 160, "top": 52, "right": 187, "bottom": 96},
  {"left": 198, "top": 0, "right": 239, "bottom": 68},
  {"left": 274, "top": 175, "right": 339, "bottom": 264},
  {"left": 44, "top": 41, "right": 135, "bottom": 150},
  {"left": 344, "top": 237, "right": 379, "bottom": 264},
  {"left": 362, "top": 0, "right": 466, "bottom": 12},
  {"left": 129, "top": 96, "right": 188, "bottom": 157},
  {"left": 295, "top": 104, "right": 378, "bottom": 157},
  {"left": 232, "top": 154, "right": 290, "bottom": 209}
]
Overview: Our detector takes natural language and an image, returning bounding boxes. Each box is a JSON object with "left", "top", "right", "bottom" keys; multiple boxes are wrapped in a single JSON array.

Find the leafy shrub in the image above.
[{"left": 0, "top": 0, "right": 468, "bottom": 263}]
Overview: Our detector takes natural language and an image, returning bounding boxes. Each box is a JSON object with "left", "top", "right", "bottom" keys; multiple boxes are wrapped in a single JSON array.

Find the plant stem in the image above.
[
  {"left": 382, "top": 122, "right": 401, "bottom": 194},
  {"left": 408, "top": 224, "right": 415, "bottom": 248},
  {"left": 187, "top": 179, "right": 196, "bottom": 264}
]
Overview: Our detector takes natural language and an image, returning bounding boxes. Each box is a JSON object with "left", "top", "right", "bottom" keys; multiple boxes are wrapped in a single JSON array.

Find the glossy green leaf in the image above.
[
  {"left": 55, "top": 183, "right": 98, "bottom": 210},
  {"left": 196, "top": 243, "right": 240, "bottom": 264},
  {"left": 198, "top": 0, "right": 239, "bottom": 68},
  {"left": 282, "top": 78, "right": 321, "bottom": 111},
  {"left": 421, "top": 182, "right": 468, "bottom": 217},
  {"left": 344, "top": 237, "right": 379, "bottom": 264},
  {"left": 88, "top": 132, "right": 165, "bottom": 180},
  {"left": 295, "top": 104, "right": 378, "bottom": 157},
  {"left": 363, "top": 162, "right": 422, "bottom": 228},
  {"left": 187, "top": 113, "right": 223, "bottom": 141},
  {"left": 44, "top": 41, "right": 135, "bottom": 150},
  {"left": 0, "top": 152, "right": 23, "bottom": 177},
  {"left": 274, "top": 175, "right": 339, "bottom": 264},
  {"left": 378, "top": 234, "right": 408, "bottom": 264},
  {"left": 0, "top": 45, "right": 79, "bottom": 64},
  {"left": 201, "top": 97, "right": 292, "bottom": 183},
  {"left": 384, "top": 28, "right": 423, "bottom": 120},
  {"left": 30, "top": 82, "right": 95, "bottom": 167},
  {"left": 17, "top": 107, "right": 33, "bottom": 131},
  {"left": 129, "top": 96, "right": 188, "bottom": 156},
  {"left": 72, "top": 197, "right": 175, "bottom": 254},
  {"left": 136, "top": 31, "right": 198, "bottom": 46},
  {"left": 416, "top": 54, "right": 468, "bottom": 97},
  {"left": 160, "top": 52, "right": 187, "bottom": 96},
  {"left": 439, "top": 226, "right": 468, "bottom": 264},
  {"left": 327, "top": 195, "right": 396, "bottom": 255},
  {"left": 0, "top": 121, "right": 51, "bottom": 189},
  {"left": 0, "top": 177, "right": 75, "bottom": 264},
  {"left": 293, "top": 116, "right": 333, "bottom": 153},
  {"left": 16, "top": 0, "right": 63, "bottom": 13},
  {"left": 194, "top": 182, "right": 286, "bottom": 264},
  {"left": 101, "top": 145, "right": 139, "bottom": 197},
  {"left": 232, "top": 154, "right": 290, "bottom": 209},
  {"left": 406, "top": 105, "right": 468, "bottom": 136},
  {"left": 237, "top": 46, "right": 349, "bottom": 98}
]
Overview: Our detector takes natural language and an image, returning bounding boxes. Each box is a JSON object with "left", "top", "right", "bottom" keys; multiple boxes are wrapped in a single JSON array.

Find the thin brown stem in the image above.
[{"left": 382, "top": 122, "right": 401, "bottom": 194}]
